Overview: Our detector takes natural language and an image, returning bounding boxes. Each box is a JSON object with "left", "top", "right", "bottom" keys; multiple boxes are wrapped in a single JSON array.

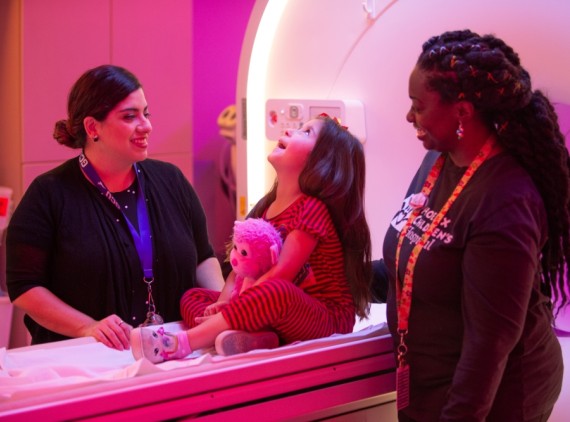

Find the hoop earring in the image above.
[{"left": 456, "top": 121, "right": 464, "bottom": 141}]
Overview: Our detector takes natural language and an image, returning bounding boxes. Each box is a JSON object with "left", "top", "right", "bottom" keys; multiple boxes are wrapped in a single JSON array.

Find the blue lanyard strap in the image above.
[{"left": 79, "top": 153, "right": 154, "bottom": 279}]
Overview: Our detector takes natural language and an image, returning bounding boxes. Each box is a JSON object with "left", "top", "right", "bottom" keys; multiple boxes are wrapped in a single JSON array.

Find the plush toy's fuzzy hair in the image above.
[{"left": 233, "top": 218, "right": 283, "bottom": 260}]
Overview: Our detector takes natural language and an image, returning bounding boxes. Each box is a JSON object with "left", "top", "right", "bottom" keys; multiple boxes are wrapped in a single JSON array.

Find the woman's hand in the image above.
[
  {"left": 13, "top": 287, "right": 131, "bottom": 350},
  {"left": 81, "top": 315, "right": 132, "bottom": 351}
]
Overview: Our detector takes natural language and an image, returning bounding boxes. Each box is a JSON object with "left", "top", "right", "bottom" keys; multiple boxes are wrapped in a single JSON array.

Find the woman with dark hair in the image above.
[
  {"left": 381, "top": 30, "right": 568, "bottom": 421},
  {"left": 130, "top": 114, "right": 372, "bottom": 363},
  {"left": 7, "top": 65, "right": 224, "bottom": 349}
]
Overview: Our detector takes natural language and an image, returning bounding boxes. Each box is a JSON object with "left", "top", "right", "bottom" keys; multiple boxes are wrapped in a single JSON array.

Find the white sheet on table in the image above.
[{"left": 0, "top": 316, "right": 388, "bottom": 402}]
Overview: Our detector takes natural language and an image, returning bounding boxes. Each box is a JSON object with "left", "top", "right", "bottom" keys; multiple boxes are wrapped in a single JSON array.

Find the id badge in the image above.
[{"left": 397, "top": 363, "right": 410, "bottom": 410}]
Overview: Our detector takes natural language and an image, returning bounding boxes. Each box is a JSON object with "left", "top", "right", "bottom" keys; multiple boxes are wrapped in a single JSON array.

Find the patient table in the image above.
[{"left": 0, "top": 304, "right": 396, "bottom": 421}]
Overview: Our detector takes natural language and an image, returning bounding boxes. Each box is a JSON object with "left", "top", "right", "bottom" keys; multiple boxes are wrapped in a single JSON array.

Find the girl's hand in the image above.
[
  {"left": 82, "top": 315, "right": 132, "bottom": 351},
  {"left": 196, "top": 301, "right": 229, "bottom": 325},
  {"left": 204, "top": 301, "right": 229, "bottom": 316}
]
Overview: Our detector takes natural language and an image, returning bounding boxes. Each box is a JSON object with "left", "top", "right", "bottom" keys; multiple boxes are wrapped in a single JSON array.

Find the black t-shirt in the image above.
[{"left": 383, "top": 151, "right": 563, "bottom": 421}]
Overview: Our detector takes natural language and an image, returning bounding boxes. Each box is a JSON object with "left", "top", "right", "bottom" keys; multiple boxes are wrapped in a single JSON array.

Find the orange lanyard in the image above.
[{"left": 394, "top": 138, "right": 494, "bottom": 367}]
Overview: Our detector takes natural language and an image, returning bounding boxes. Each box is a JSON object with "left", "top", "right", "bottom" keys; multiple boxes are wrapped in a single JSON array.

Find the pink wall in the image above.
[
  {"left": 192, "top": 0, "right": 256, "bottom": 259},
  {"left": 18, "top": 0, "right": 194, "bottom": 191}
]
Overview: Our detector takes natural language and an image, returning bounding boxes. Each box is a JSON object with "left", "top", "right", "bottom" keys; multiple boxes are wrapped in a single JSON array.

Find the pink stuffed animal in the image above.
[{"left": 230, "top": 218, "right": 283, "bottom": 298}]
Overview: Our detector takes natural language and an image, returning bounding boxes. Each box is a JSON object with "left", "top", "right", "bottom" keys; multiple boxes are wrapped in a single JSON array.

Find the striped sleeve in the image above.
[{"left": 294, "top": 197, "right": 332, "bottom": 241}]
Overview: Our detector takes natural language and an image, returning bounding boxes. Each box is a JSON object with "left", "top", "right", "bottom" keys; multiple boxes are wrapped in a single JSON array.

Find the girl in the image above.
[{"left": 131, "top": 114, "right": 372, "bottom": 362}]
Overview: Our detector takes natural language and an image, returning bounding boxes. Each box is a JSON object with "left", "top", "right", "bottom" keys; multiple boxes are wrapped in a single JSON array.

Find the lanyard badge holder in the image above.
[
  {"left": 79, "top": 153, "right": 163, "bottom": 327},
  {"left": 141, "top": 277, "right": 164, "bottom": 326},
  {"left": 394, "top": 138, "right": 495, "bottom": 411}
]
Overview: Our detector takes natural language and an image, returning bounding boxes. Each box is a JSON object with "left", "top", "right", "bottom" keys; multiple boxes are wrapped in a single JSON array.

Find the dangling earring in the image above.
[
  {"left": 456, "top": 121, "right": 464, "bottom": 141},
  {"left": 93, "top": 135, "right": 99, "bottom": 142}
]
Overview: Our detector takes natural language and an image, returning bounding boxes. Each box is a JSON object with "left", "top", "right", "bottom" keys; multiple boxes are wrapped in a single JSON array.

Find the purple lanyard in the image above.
[
  {"left": 79, "top": 153, "right": 153, "bottom": 278},
  {"left": 79, "top": 153, "right": 162, "bottom": 326}
]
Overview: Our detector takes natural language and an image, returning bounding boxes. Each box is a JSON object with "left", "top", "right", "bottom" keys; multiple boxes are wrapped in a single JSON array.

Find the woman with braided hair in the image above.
[{"left": 381, "top": 29, "right": 568, "bottom": 421}]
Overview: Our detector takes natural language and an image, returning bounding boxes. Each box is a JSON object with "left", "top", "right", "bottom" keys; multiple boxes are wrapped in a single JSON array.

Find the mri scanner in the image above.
[{"left": 2, "top": 0, "right": 570, "bottom": 419}]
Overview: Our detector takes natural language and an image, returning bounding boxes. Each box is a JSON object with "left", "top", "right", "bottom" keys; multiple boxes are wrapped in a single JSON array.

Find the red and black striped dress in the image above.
[{"left": 181, "top": 195, "right": 356, "bottom": 343}]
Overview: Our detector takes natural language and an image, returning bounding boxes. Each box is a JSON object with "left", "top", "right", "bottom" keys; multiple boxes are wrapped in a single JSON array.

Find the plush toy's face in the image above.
[
  {"left": 230, "top": 239, "right": 267, "bottom": 279},
  {"left": 230, "top": 219, "right": 282, "bottom": 281}
]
